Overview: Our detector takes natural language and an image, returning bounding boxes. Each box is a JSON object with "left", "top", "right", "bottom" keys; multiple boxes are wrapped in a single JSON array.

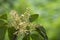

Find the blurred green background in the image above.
[{"left": 0, "top": 0, "right": 60, "bottom": 40}]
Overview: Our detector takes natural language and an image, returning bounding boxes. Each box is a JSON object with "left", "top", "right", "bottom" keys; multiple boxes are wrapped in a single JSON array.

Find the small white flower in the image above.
[
  {"left": 19, "top": 22, "right": 26, "bottom": 25},
  {"left": 21, "top": 14, "right": 24, "bottom": 17}
]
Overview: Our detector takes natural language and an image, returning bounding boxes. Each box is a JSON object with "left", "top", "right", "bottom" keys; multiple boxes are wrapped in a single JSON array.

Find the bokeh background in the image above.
[{"left": 0, "top": 0, "right": 60, "bottom": 40}]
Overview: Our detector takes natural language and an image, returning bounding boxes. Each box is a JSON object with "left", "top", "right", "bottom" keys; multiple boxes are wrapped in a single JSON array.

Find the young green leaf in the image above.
[{"left": 29, "top": 14, "right": 39, "bottom": 22}]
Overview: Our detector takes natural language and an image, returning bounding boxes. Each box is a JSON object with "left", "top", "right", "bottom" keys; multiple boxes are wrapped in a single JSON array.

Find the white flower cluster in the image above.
[{"left": 9, "top": 8, "right": 32, "bottom": 35}]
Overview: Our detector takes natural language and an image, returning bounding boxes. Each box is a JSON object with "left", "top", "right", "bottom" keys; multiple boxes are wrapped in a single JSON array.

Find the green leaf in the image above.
[
  {"left": 0, "top": 19, "right": 7, "bottom": 40},
  {"left": 8, "top": 27, "right": 17, "bottom": 40},
  {"left": 0, "top": 13, "right": 7, "bottom": 25},
  {"left": 0, "top": 19, "right": 7, "bottom": 26},
  {"left": 35, "top": 25, "right": 48, "bottom": 40},
  {"left": 4, "top": 30, "right": 9, "bottom": 40},
  {"left": 0, "top": 27, "right": 7, "bottom": 40},
  {"left": 31, "top": 31, "right": 42, "bottom": 40},
  {"left": 29, "top": 14, "right": 39, "bottom": 22},
  {"left": 0, "top": 13, "right": 7, "bottom": 20}
]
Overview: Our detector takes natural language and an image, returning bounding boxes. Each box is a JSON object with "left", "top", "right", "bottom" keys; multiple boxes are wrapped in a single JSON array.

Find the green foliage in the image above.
[
  {"left": 0, "top": 0, "right": 60, "bottom": 40},
  {"left": 35, "top": 25, "right": 48, "bottom": 40},
  {"left": 8, "top": 27, "right": 16, "bottom": 40},
  {"left": 0, "top": 26, "right": 7, "bottom": 40},
  {"left": 0, "top": 12, "right": 48, "bottom": 40},
  {"left": 0, "top": 13, "right": 7, "bottom": 40},
  {"left": 29, "top": 14, "right": 39, "bottom": 22},
  {"left": 31, "top": 31, "right": 42, "bottom": 40}
]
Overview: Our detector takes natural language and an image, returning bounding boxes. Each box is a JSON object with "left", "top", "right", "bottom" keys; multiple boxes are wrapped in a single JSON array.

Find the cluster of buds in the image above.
[
  {"left": 9, "top": 8, "right": 32, "bottom": 35},
  {"left": 8, "top": 8, "right": 48, "bottom": 40}
]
